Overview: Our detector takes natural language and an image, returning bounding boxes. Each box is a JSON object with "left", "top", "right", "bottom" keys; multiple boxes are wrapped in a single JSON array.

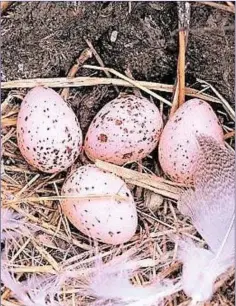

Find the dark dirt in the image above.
[
  {"left": 2, "top": 2, "right": 234, "bottom": 89},
  {"left": 1, "top": 1, "right": 235, "bottom": 135}
]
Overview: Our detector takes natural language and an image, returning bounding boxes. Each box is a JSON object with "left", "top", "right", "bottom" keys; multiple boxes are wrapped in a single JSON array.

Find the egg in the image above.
[
  {"left": 17, "top": 86, "right": 83, "bottom": 173},
  {"left": 84, "top": 94, "right": 163, "bottom": 165},
  {"left": 158, "top": 99, "right": 224, "bottom": 184},
  {"left": 61, "top": 164, "right": 138, "bottom": 245}
]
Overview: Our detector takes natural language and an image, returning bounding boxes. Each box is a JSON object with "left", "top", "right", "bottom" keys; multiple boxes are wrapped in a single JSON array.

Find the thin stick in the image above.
[
  {"left": 60, "top": 48, "right": 92, "bottom": 101},
  {"left": 223, "top": 130, "right": 235, "bottom": 140},
  {"left": 84, "top": 37, "right": 119, "bottom": 93},
  {"left": 125, "top": 67, "right": 142, "bottom": 97},
  {"left": 95, "top": 160, "right": 183, "bottom": 200},
  {"left": 4, "top": 194, "right": 128, "bottom": 205},
  {"left": 214, "top": 267, "right": 235, "bottom": 292},
  {"left": 31, "top": 239, "right": 59, "bottom": 271},
  {"left": 16, "top": 174, "right": 40, "bottom": 197},
  {"left": 226, "top": 1, "right": 234, "bottom": 8},
  {"left": 200, "top": 1, "right": 235, "bottom": 13},
  {"left": 2, "top": 117, "right": 17, "bottom": 127},
  {"left": 7, "top": 204, "right": 92, "bottom": 250},
  {"left": 7, "top": 265, "right": 55, "bottom": 274},
  {"left": 1, "top": 300, "right": 18, "bottom": 306},
  {"left": 197, "top": 78, "right": 235, "bottom": 121},
  {"left": 83, "top": 64, "right": 172, "bottom": 106},
  {"left": 1, "top": 94, "right": 15, "bottom": 115},
  {"left": 178, "top": 29, "right": 186, "bottom": 107},
  {"left": 1, "top": 77, "right": 221, "bottom": 103},
  {"left": 171, "top": 78, "right": 180, "bottom": 117},
  {"left": 1, "top": 1, "right": 13, "bottom": 13},
  {"left": 170, "top": 2, "right": 190, "bottom": 116},
  {"left": 1, "top": 128, "right": 15, "bottom": 144}
]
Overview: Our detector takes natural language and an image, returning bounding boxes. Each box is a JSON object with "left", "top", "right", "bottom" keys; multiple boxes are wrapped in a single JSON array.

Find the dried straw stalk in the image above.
[
  {"left": 95, "top": 160, "right": 183, "bottom": 200},
  {"left": 1, "top": 77, "right": 220, "bottom": 104}
]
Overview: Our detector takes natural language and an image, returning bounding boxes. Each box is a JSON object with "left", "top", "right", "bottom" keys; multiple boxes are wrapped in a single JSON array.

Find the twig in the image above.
[
  {"left": 1, "top": 1, "right": 13, "bottom": 13},
  {"left": 60, "top": 48, "right": 92, "bottom": 101},
  {"left": 223, "top": 130, "right": 235, "bottom": 140},
  {"left": 31, "top": 239, "right": 59, "bottom": 271},
  {"left": 95, "top": 160, "right": 184, "bottom": 200},
  {"left": 84, "top": 37, "right": 119, "bottom": 94},
  {"left": 2, "top": 117, "right": 17, "bottom": 128},
  {"left": 1, "top": 77, "right": 221, "bottom": 103},
  {"left": 200, "top": 1, "right": 235, "bottom": 13},
  {"left": 226, "top": 1, "right": 235, "bottom": 8},
  {"left": 6, "top": 265, "right": 56, "bottom": 274},
  {"left": 83, "top": 65, "right": 172, "bottom": 106},
  {"left": 16, "top": 174, "right": 40, "bottom": 197},
  {"left": 197, "top": 78, "right": 235, "bottom": 121},
  {"left": 170, "top": 2, "right": 190, "bottom": 116},
  {"left": 1, "top": 128, "right": 15, "bottom": 145},
  {"left": 178, "top": 29, "right": 186, "bottom": 107},
  {"left": 1, "top": 94, "right": 17, "bottom": 115},
  {"left": 7, "top": 203, "right": 92, "bottom": 250},
  {"left": 1, "top": 300, "right": 19, "bottom": 306},
  {"left": 4, "top": 194, "right": 128, "bottom": 205},
  {"left": 171, "top": 79, "right": 180, "bottom": 117},
  {"left": 125, "top": 67, "right": 142, "bottom": 97}
]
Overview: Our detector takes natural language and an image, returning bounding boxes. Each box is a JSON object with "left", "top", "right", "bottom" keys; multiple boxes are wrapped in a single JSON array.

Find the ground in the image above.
[
  {"left": 2, "top": 2, "right": 234, "bottom": 100},
  {"left": 1, "top": 1, "right": 235, "bottom": 306}
]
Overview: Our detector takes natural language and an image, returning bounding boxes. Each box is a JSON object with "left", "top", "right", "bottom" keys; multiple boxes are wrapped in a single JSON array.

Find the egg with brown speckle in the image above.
[
  {"left": 158, "top": 99, "right": 224, "bottom": 184},
  {"left": 84, "top": 94, "right": 163, "bottom": 165},
  {"left": 61, "top": 164, "right": 138, "bottom": 245},
  {"left": 17, "top": 86, "right": 83, "bottom": 173}
]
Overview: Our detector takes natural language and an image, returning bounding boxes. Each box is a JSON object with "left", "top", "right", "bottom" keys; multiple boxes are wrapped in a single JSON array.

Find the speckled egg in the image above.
[
  {"left": 158, "top": 99, "right": 224, "bottom": 184},
  {"left": 84, "top": 94, "right": 163, "bottom": 165},
  {"left": 17, "top": 86, "right": 83, "bottom": 173},
  {"left": 61, "top": 164, "right": 138, "bottom": 245}
]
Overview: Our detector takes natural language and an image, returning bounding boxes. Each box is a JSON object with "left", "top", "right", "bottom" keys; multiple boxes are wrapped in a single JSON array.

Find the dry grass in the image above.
[{"left": 1, "top": 71, "right": 235, "bottom": 305}]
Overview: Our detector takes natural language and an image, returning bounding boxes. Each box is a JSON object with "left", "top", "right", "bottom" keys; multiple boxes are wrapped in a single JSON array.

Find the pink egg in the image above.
[
  {"left": 17, "top": 86, "right": 83, "bottom": 173},
  {"left": 84, "top": 94, "right": 163, "bottom": 165},
  {"left": 158, "top": 99, "right": 224, "bottom": 184},
  {"left": 61, "top": 164, "right": 138, "bottom": 245}
]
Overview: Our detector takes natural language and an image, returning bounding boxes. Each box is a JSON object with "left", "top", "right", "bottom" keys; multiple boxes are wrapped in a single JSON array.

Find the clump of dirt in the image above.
[{"left": 1, "top": 1, "right": 234, "bottom": 103}]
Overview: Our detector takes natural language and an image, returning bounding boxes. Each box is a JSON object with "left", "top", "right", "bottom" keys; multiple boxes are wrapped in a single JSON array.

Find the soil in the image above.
[{"left": 1, "top": 2, "right": 234, "bottom": 105}]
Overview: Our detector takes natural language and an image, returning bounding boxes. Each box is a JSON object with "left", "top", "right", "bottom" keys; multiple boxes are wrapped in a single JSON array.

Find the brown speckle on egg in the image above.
[
  {"left": 98, "top": 134, "right": 108, "bottom": 142},
  {"left": 158, "top": 99, "right": 224, "bottom": 183},
  {"left": 17, "top": 86, "right": 83, "bottom": 173},
  {"left": 84, "top": 95, "right": 163, "bottom": 165},
  {"left": 61, "top": 165, "right": 138, "bottom": 245}
]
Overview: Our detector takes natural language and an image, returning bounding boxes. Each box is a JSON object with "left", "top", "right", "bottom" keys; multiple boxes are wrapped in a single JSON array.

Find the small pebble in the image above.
[
  {"left": 144, "top": 190, "right": 164, "bottom": 213},
  {"left": 110, "top": 30, "right": 118, "bottom": 43},
  {"left": 1, "top": 160, "right": 5, "bottom": 176}
]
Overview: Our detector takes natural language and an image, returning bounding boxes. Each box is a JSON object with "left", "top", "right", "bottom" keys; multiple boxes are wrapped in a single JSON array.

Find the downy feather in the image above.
[
  {"left": 79, "top": 249, "right": 181, "bottom": 306},
  {"left": 177, "top": 135, "right": 235, "bottom": 302},
  {"left": 1, "top": 208, "right": 38, "bottom": 241},
  {"left": 1, "top": 267, "right": 63, "bottom": 306}
]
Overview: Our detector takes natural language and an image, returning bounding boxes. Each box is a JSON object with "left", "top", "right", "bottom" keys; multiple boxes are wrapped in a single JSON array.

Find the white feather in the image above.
[
  {"left": 1, "top": 267, "right": 63, "bottom": 306},
  {"left": 1, "top": 208, "right": 38, "bottom": 241},
  {"left": 178, "top": 135, "right": 235, "bottom": 302},
  {"left": 79, "top": 250, "right": 182, "bottom": 306}
]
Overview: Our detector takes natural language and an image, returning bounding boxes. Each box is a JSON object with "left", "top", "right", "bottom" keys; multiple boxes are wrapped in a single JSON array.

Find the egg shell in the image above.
[
  {"left": 84, "top": 94, "right": 163, "bottom": 165},
  {"left": 17, "top": 86, "right": 83, "bottom": 173},
  {"left": 158, "top": 99, "right": 224, "bottom": 184},
  {"left": 61, "top": 164, "right": 138, "bottom": 245}
]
